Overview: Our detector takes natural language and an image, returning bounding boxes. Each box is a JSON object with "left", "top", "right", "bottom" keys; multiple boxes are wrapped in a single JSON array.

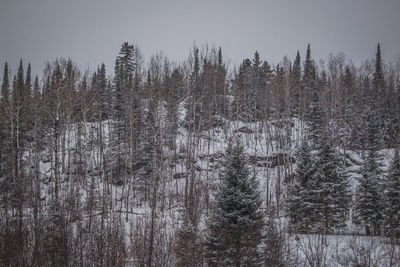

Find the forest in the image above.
[{"left": 0, "top": 42, "right": 400, "bottom": 266}]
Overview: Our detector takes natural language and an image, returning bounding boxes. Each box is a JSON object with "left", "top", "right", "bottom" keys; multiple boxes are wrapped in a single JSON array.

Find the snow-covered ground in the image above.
[{"left": 30, "top": 110, "right": 400, "bottom": 265}]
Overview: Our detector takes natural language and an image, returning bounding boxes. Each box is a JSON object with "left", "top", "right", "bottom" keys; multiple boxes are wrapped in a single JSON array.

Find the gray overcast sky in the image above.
[{"left": 1, "top": 0, "right": 399, "bottom": 78}]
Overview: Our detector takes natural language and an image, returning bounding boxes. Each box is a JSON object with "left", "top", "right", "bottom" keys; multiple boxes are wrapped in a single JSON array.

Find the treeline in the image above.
[{"left": 0, "top": 42, "right": 399, "bottom": 266}]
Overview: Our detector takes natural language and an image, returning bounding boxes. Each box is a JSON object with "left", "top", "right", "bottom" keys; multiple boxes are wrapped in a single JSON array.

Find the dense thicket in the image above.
[{"left": 1, "top": 42, "right": 400, "bottom": 266}]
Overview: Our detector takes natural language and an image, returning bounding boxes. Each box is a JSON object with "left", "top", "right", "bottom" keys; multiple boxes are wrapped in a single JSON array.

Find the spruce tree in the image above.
[
  {"left": 354, "top": 106, "right": 384, "bottom": 235},
  {"left": 303, "top": 44, "right": 316, "bottom": 117},
  {"left": 184, "top": 46, "right": 202, "bottom": 130},
  {"left": 308, "top": 84, "right": 325, "bottom": 149},
  {"left": 372, "top": 43, "right": 385, "bottom": 101},
  {"left": 175, "top": 216, "right": 201, "bottom": 267},
  {"left": 286, "top": 140, "right": 315, "bottom": 233},
  {"left": 166, "top": 68, "right": 183, "bottom": 149},
  {"left": 315, "top": 134, "right": 351, "bottom": 232},
  {"left": 110, "top": 42, "right": 136, "bottom": 184},
  {"left": 1, "top": 62, "right": 9, "bottom": 105},
  {"left": 94, "top": 63, "right": 107, "bottom": 121},
  {"left": 111, "top": 59, "right": 127, "bottom": 185},
  {"left": 262, "top": 208, "right": 291, "bottom": 267},
  {"left": 33, "top": 76, "right": 40, "bottom": 97},
  {"left": 290, "top": 50, "right": 301, "bottom": 117},
  {"left": 216, "top": 47, "right": 227, "bottom": 116},
  {"left": 303, "top": 44, "right": 316, "bottom": 87},
  {"left": 383, "top": 149, "right": 400, "bottom": 240},
  {"left": 354, "top": 150, "right": 383, "bottom": 235},
  {"left": 25, "top": 63, "right": 32, "bottom": 96},
  {"left": 251, "top": 51, "right": 264, "bottom": 120},
  {"left": 205, "top": 138, "right": 263, "bottom": 266}
]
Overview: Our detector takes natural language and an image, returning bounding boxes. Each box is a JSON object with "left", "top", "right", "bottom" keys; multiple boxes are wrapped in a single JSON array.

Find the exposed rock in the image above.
[
  {"left": 173, "top": 172, "right": 187, "bottom": 179},
  {"left": 234, "top": 126, "right": 254, "bottom": 134}
]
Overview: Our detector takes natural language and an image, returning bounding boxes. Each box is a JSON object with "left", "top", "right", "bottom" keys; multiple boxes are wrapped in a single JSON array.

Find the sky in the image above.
[{"left": 1, "top": 0, "right": 399, "bottom": 79}]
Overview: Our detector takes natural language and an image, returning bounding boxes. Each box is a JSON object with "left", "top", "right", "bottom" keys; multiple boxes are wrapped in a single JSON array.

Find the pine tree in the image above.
[
  {"left": 251, "top": 51, "right": 264, "bottom": 120},
  {"left": 117, "top": 42, "right": 136, "bottom": 87},
  {"left": 93, "top": 63, "right": 107, "bottom": 121},
  {"left": 110, "top": 43, "right": 136, "bottom": 185},
  {"left": 303, "top": 44, "right": 317, "bottom": 117},
  {"left": 308, "top": 84, "right": 325, "bottom": 149},
  {"left": 315, "top": 133, "right": 351, "bottom": 232},
  {"left": 290, "top": 50, "right": 301, "bottom": 117},
  {"left": 303, "top": 44, "right": 316, "bottom": 87},
  {"left": 110, "top": 61, "right": 126, "bottom": 184},
  {"left": 342, "top": 66, "right": 355, "bottom": 118},
  {"left": 185, "top": 46, "right": 203, "bottom": 130},
  {"left": 0, "top": 62, "right": 10, "bottom": 180},
  {"left": 1, "top": 62, "right": 10, "bottom": 105},
  {"left": 372, "top": 43, "right": 385, "bottom": 102},
  {"left": 14, "top": 60, "right": 25, "bottom": 103},
  {"left": 25, "top": 63, "right": 32, "bottom": 96},
  {"left": 232, "top": 59, "right": 252, "bottom": 122},
  {"left": 33, "top": 76, "right": 40, "bottom": 97},
  {"left": 175, "top": 216, "right": 201, "bottom": 267},
  {"left": 262, "top": 207, "right": 291, "bottom": 267},
  {"left": 205, "top": 138, "right": 263, "bottom": 266},
  {"left": 383, "top": 149, "right": 400, "bottom": 240},
  {"left": 166, "top": 68, "right": 183, "bottom": 149},
  {"left": 216, "top": 47, "right": 227, "bottom": 116},
  {"left": 354, "top": 151, "right": 383, "bottom": 236},
  {"left": 286, "top": 141, "right": 315, "bottom": 233},
  {"left": 354, "top": 107, "right": 384, "bottom": 235}
]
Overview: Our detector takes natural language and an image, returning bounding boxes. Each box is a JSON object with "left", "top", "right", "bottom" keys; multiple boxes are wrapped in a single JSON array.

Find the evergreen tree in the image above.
[
  {"left": 308, "top": 83, "right": 325, "bottom": 149},
  {"left": 303, "top": 44, "right": 317, "bottom": 117},
  {"left": 216, "top": 47, "right": 227, "bottom": 117},
  {"left": 354, "top": 151, "right": 383, "bottom": 235},
  {"left": 93, "top": 63, "right": 107, "bottom": 121},
  {"left": 14, "top": 60, "right": 25, "bottom": 103},
  {"left": 354, "top": 107, "right": 383, "bottom": 235},
  {"left": 131, "top": 71, "right": 142, "bottom": 149},
  {"left": 0, "top": 62, "right": 10, "bottom": 180},
  {"left": 315, "top": 134, "right": 351, "bottom": 232},
  {"left": 175, "top": 216, "right": 201, "bottom": 267},
  {"left": 303, "top": 44, "right": 316, "bottom": 87},
  {"left": 341, "top": 65, "right": 356, "bottom": 125},
  {"left": 1, "top": 62, "right": 10, "bottom": 105},
  {"left": 185, "top": 46, "right": 202, "bottom": 130},
  {"left": 290, "top": 50, "right": 301, "bottom": 117},
  {"left": 286, "top": 141, "right": 315, "bottom": 232},
  {"left": 232, "top": 58, "right": 252, "bottom": 122},
  {"left": 192, "top": 46, "right": 200, "bottom": 97},
  {"left": 166, "top": 68, "right": 183, "bottom": 149},
  {"left": 110, "top": 59, "right": 126, "bottom": 184},
  {"left": 33, "top": 76, "right": 40, "bottom": 97},
  {"left": 251, "top": 51, "right": 264, "bottom": 120},
  {"left": 25, "top": 63, "right": 32, "bottom": 96},
  {"left": 117, "top": 42, "right": 136, "bottom": 87},
  {"left": 383, "top": 149, "right": 400, "bottom": 240},
  {"left": 372, "top": 43, "right": 385, "bottom": 101},
  {"left": 110, "top": 42, "right": 136, "bottom": 184},
  {"left": 205, "top": 138, "right": 263, "bottom": 266},
  {"left": 262, "top": 208, "right": 291, "bottom": 267}
]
